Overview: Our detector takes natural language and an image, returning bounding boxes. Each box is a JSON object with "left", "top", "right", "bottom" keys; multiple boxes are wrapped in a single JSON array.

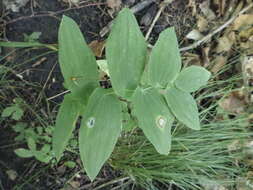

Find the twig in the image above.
[
  {"left": 100, "top": 0, "right": 156, "bottom": 37},
  {"left": 4, "top": 2, "right": 105, "bottom": 26},
  {"left": 46, "top": 90, "right": 70, "bottom": 101},
  {"left": 131, "top": 0, "right": 156, "bottom": 13},
  {"left": 91, "top": 177, "right": 130, "bottom": 190},
  {"left": 179, "top": 3, "right": 253, "bottom": 52},
  {"left": 35, "top": 62, "right": 57, "bottom": 104},
  {"left": 145, "top": 0, "right": 175, "bottom": 40}
]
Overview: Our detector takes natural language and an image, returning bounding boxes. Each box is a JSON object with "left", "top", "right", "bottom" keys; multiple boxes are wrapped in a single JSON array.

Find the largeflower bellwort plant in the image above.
[{"left": 53, "top": 8, "right": 211, "bottom": 181}]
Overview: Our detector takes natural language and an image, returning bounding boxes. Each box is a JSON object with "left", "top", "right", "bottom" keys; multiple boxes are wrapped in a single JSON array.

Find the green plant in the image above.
[
  {"left": 1, "top": 98, "right": 24, "bottom": 120},
  {"left": 23, "top": 32, "right": 42, "bottom": 42},
  {"left": 111, "top": 67, "right": 251, "bottom": 189},
  {"left": 15, "top": 137, "right": 52, "bottom": 163},
  {"left": 13, "top": 123, "right": 54, "bottom": 163},
  {"left": 52, "top": 8, "right": 211, "bottom": 181}
]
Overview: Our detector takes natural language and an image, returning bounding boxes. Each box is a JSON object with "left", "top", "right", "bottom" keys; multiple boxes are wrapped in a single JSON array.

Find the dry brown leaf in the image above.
[
  {"left": 201, "top": 179, "right": 228, "bottom": 190},
  {"left": 69, "top": 180, "right": 80, "bottom": 189},
  {"left": 219, "top": 91, "right": 246, "bottom": 114},
  {"left": 239, "top": 27, "right": 253, "bottom": 54},
  {"left": 236, "top": 176, "right": 253, "bottom": 190},
  {"left": 211, "top": 56, "right": 227, "bottom": 74},
  {"left": 228, "top": 31, "right": 236, "bottom": 42},
  {"left": 219, "top": 0, "right": 226, "bottom": 16},
  {"left": 107, "top": 0, "right": 122, "bottom": 16},
  {"left": 216, "top": 36, "right": 234, "bottom": 53},
  {"left": 107, "top": 0, "right": 121, "bottom": 10},
  {"left": 227, "top": 140, "right": 241, "bottom": 152},
  {"left": 233, "top": 14, "right": 253, "bottom": 30},
  {"left": 242, "top": 55, "right": 253, "bottom": 103},
  {"left": 202, "top": 47, "right": 210, "bottom": 67},
  {"left": 242, "top": 55, "right": 253, "bottom": 85},
  {"left": 199, "top": 0, "right": 216, "bottom": 20},
  {"left": 239, "top": 27, "right": 253, "bottom": 40},
  {"left": 188, "top": 0, "right": 197, "bottom": 16},
  {"left": 213, "top": 0, "right": 226, "bottom": 16},
  {"left": 186, "top": 29, "right": 204, "bottom": 41},
  {"left": 88, "top": 40, "right": 105, "bottom": 58},
  {"left": 183, "top": 52, "right": 202, "bottom": 66},
  {"left": 197, "top": 15, "right": 208, "bottom": 32}
]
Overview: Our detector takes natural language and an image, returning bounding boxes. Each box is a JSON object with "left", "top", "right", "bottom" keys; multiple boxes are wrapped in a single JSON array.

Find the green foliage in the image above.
[
  {"left": 106, "top": 8, "right": 147, "bottom": 98},
  {"left": 175, "top": 65, "right": 211, "bottom": 92},
  {"left": 13, "top": 123, "right": 54, "bottom": 163},
  {"left": 14, "top": 148, "right": 33, "bottom": 158},
  {"left": 1, "top": 105, "right": 23, "bottom": 120},
  {"left": 52, "top": 94, "right": 80, "bottom": 161},
  {"left": 64, "top": 161, "right": 76, "bottom": 168},
  {"left": 165, "top": 87, "right": 200, "bottom": 130},
  {"left": 52, "top": 8, "right": 211, "bottom": 181},
  {"left": 79, "top": 88, "right": 122, "bottom": 180},
  {"left": 112, "top": 115, "right": 250, "bottom": 190},
  {"left": 15, "top": 137, "right": 52, "bottom": 163},
  {"left": 148, "top": 28, "right": 181, "bottom": 88},
  {"left": 12, "top": 123, "right": 53, "bottom": 143},
  {"left": 1, "top": 98, "right": 24, "bottom": 120},
  {"left": 24, "top": 32, "right": 42, "bottom": 42},
  {"left": 132, "top": 87, "right": 174, "bottom": 154},
  {"left": 122, "top": 102, "right": 137, "bottom": 132},
  {"left": 58, "top": 15, "right": 99, "bottom": 101}
]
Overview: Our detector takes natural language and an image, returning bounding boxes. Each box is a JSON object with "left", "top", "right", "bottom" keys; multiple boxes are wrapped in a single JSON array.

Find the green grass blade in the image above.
[{"left": 0, "top": 41, "right": 57, "bottom": 50}]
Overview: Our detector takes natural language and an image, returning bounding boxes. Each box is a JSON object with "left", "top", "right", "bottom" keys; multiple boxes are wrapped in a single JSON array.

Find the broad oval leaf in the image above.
[
  {"left": 175, "top": 66, "right": 211, "bottom": 92},
  {"left": 52, "top": 94, "right": 80, "bottom": 161},
  {"left": 79, "top": 88, "right": 122, "bottom": 181},
  {"left": 132, "top": 87, "right": 174, "bottom": 155},
  {"left": 27, "top": 138, "right": 36, "bottom": 152},
  {"left": 164, "top": 87, "right": 200, "bottom": 130},
  {"left": 106, "top": 8, "right": 147, "bottom": 98},
  {"left": 59, "top": 15, "right": 99, "bottom": 98},
  {"left": 34, "top": 151, "right": 52, "bottom": 163},
  {"left": 14, "top": 148, "right": 33, "bottom": 158},
  {"left": 1, "top": 106, "right": 24, "bottom": 120},
  {"left": 148, "top": 27, "right": 181, "bottom": 88}
]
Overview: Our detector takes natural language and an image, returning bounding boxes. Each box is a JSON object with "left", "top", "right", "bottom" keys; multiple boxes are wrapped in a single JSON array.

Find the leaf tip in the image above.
[{"left": 157, "top": 147, "right": 171, "bottom": 155}]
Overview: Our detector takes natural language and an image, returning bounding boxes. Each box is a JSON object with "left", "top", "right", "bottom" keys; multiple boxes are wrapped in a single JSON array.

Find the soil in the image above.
[{"left": 0, "top": 0, "right": 196, "bottom": 189}]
